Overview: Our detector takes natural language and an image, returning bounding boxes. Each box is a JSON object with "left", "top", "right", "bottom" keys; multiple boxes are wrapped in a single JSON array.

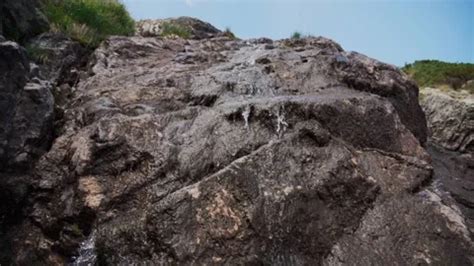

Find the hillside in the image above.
[
  {"left": 402, "top": 60, "right": 474, "bottom": 93},
  {"left": 1, "top": 0, "right": 473, "bottom": 265}
]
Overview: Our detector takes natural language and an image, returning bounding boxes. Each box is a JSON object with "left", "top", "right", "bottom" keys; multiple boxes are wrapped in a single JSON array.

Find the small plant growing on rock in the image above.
[
  {"left": 291, "top": 31, "right": 302, "bottom": 39},
  {"left": 223, "top": 27, "right": 236, "bottom": 39},
  {"left": 25, "top": 45, "right": 51, "bottom": 64},
  {"left": 160, "top": 22, "right": 192, "bottom": 39}
]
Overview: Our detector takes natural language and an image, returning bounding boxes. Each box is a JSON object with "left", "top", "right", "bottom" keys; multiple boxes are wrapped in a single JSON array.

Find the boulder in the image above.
[
  {"left": 136, "top": 16, "right": 221, "bottom": 39},
  {"left": 421, "top": 88, "right": 473, "bottom": 153},
  {"left": 1, "top": 0, "right": 49, "bottom": 43},
  {"left": 10, "top": 33, "right": 474, "bottom": 264}
]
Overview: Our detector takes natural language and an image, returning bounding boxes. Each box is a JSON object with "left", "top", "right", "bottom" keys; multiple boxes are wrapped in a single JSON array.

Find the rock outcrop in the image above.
[
  {"left": 0, "top": 40, "right": 54, "bottom": 171},
  {"left": 136, "top": 17, "right": 222, "bottom": 39},
  {"left": 0, "top": 0, "right": 49, "bottom": 43},
  {"left": 3, "top": 30, "right": 472, "bottom": 265},
  {"left": 0, "top": 38, "right": 55, "bottom": 264},
  {"left": 420, "top": 87, "right": 474, "bottom": 245},
  {"left": 421, "top": 88, "right": 473, "bottom": 153},
  {"left": 27, "top": 32, "right": 88, "bottom": 87}
]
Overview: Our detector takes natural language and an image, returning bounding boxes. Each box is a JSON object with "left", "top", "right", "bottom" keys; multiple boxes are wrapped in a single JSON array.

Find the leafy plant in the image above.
[
  {"left": 160, "top": 22, "right": 191, "bottom": 39},
  {"left": 291, "top": 31, "right": 302, "bottom": 39},
  {"left": 41, "top": 0, "right": 135, "bottom": 47}
]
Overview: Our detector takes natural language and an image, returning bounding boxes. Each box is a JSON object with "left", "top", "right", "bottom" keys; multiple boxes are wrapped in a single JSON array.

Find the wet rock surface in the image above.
[
  {"left": 1, "top": 28, "right": 472, "bottom": 264},
  {"left": 428, "top": 145, "right": 474, "bottom": 232}
]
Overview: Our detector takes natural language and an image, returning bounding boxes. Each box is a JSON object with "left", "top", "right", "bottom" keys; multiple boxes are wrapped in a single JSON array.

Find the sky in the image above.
[{"left": 122, "top": 0, "right": 473, "bottom": 66}]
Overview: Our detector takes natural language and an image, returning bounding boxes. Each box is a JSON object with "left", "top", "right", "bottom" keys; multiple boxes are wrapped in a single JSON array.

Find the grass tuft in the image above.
[
  {"left": 160, "top": 22, "right": 191, "bottom": 39},
  {"left": 223, "top": 27, "right": 236, "bottom": 39},
  {"left": 25, "top": 45, "right": 51, "bottom": 64},
  {"left": 42, "top": 0, "right": 135, "bottom": 48}
]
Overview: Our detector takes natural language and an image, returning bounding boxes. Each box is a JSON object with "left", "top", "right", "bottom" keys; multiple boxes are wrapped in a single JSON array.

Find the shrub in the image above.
[
  {"left": 402, "top": 60, "right": 474, "bottom": 92},
  {"left": 160, "top": 22, "right": 191, "bottom": 39},
  {"left": 291, "top": 31, "right": 302, "bottom": 39},
  {"left": 223, "top": 27, "right": 236, "bottom": 39},
  {"left": 42, "top": 0, "right": 135, "bottom": 47}
]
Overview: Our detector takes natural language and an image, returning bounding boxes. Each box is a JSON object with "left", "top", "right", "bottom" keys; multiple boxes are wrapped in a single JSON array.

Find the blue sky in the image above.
[{"left": 122, "top": 0, "right": 473, "bottom": 66}]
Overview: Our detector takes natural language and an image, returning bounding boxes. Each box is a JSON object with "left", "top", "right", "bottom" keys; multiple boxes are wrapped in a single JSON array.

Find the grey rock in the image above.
[
  {"left": 0, "top": 41, "right": 54, "bottom": 170},
  {"left": 136, "top": 16, "right": 221, "bottom": 39},
  {"left": 27, "top": 32, "right": 88, "bottom": 86},
  {"left": 7, "top": 80, "right": 54, "bottom": 168},
  {"left": 7, "top": 34, "right": 473, "bottom": 265},
  {"left": 1, "top": 0, "right": 49, "bottom": 43},
  {"left": 0, "top": 41, "right": 30, "bottom": 167},
  {"left": 428, "top": 145, "right": 474, "bottom": 235},
  {"left": 421, "top": 88, "right": 473, "bottom": 153},
  {"left": 0, "top": 39, "right": 54, "bottom": 265},
  {"left": 29, "top": 62, "right": 41, "bottom": 79}
]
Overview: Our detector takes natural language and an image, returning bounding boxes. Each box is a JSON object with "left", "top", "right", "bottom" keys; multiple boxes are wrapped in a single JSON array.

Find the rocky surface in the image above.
[
  {"left": 0, "top": 37, "right": 55, "bottom": 264},
  {"left": 420, "top": 87, "right": 474, "bottom": 249},
  {"left": 1, "top": 31, "right": 471, "bottom": 265},
  {"left": 136, "top": 16, "right": 222, "bottom": 39},
  {"left": 0, "top": 40, "right": 54, "bottom": 171},
  {"left": 27, "top": 32, "right": 88, "bottom": 87},
  {"left": 421, "top": 88, "right": 473, "bottom": 153},
  {"left": 0, "top": 0, "right": 49, "bottom": 43}
]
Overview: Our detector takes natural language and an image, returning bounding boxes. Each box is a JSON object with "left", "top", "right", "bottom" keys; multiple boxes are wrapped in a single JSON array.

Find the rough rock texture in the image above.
[
  {"left": 136, "top": 16, "right": 221, "bottom": 39},
  {"left": 428, "top": 145, "right": 474, "bottom": 235},
  {"left": 7, "top": 33, "right": 473, "bottom": 265},
  {"left": 0, "top": 39, "right": 55, "bottom": 264},
  {"left": 0, "top": 41, "right": 54, "bottom": 171},
  {"left": 0, "top": 0, "right": 49, "bottom": 42},
  {"left": 420, "top": 87, "right": 474, "bottom": 247},
  {"left": 421, "top": 88, "right": 473, "bottom": 153},
  {"left": 27, "top": 32, "right": 88, "bottom": 87}
]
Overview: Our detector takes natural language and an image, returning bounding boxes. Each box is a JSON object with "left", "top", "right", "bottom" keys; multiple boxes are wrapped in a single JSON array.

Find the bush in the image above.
[
  {"left": 160, "top": 22, "right": 191, "bottom": 39},
  {"left": 291, "top": 31, "right": 302, "bottom": 39},
  {"left": 402, "top": 60, "right": 474, "bottom": 92},
  {"left": 223, "top": 27, "right": 236, "bottom": 39},
  {"left": 25, "top": 45, "right": 52, "bottom": 64},
  {"left": 42, "top": 0, "right": 135, "bottom": 47}
]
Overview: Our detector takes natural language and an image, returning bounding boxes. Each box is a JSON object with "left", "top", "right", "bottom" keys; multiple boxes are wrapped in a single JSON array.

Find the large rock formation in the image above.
[
  {"left": 0, "top": 37, "right": 55, "bottom": 264},
  {"left": 421, "top": 88, "right": 473, "bottom": 153},
  {"left": 0, "top": 39, "right": 54, "bottom": 171},
  {"left": 0, "top": 0, "right": 49, "bottom": 43},
  {"left": 4, "top": 30, "right": 472, "bottom": 265},
  {"left": 420, "top": 87, "right": 474, "bottom": 247}
]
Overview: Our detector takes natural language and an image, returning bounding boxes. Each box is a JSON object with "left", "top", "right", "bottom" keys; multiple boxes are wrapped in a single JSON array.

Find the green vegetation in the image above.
[
  {"left": 223, "top": 27, "right": 236, "bottom": 39},
  {"left": 41, "top": 0, "right": 135, "bottom": 47},
  {"left": 25, "top": 45, "right": 51, "bottom": 64},
  {"left": 402, "top": 60, "right": 474, "bottom": 93},
  {"left": 291, "top": 31, "right": 302, "bottom": 39},
  {"left": 160, "top": 22, "right": 191, "bottom": 39}
]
